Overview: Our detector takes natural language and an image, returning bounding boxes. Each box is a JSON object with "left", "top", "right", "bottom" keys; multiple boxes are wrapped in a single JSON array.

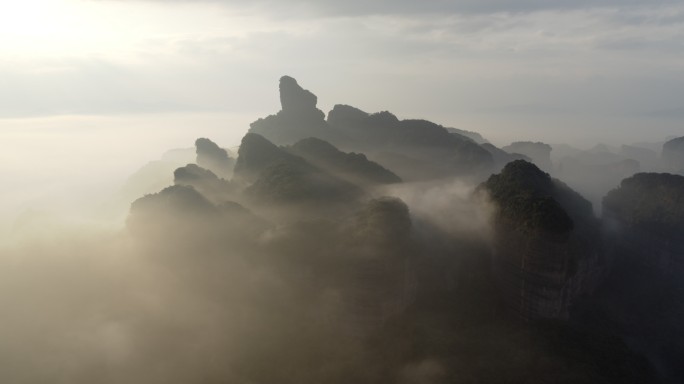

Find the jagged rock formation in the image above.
[
  {"left": 249, "top": 76, "right": 336, "bottom": 145},
  {"left": 195, "top": 138, "right": 234, "bottom": 178},
  {"left": 288, "top": 137, "right": 401, "bottom": 187},
  {"left": 502, "top": 141, "right": 553, "bottom": 171},
  {"left": 174, "top": 163, "right": 235, "bottom": 204},
  {"left": 250, "top": 78, "right": 493, "bottom": 180},
  {"left": 662, "top": 136, "right": 684, "bottom": 173},
  {"left": 479, "top": 160, "right": 602, "bottom": 321}
]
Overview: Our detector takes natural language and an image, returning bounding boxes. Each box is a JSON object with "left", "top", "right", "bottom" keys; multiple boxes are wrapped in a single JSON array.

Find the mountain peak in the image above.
[{"left": 279, "top": 75, "right": 318, "bottom": 112}]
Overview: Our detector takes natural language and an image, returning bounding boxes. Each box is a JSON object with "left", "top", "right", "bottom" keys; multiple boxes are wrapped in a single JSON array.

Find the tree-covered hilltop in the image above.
[
  {"left": 603, "top": 172, "right": 684, "bottom": 236},
  {"left": 481, "top": 160, "right": 594, "bottom": 234}
]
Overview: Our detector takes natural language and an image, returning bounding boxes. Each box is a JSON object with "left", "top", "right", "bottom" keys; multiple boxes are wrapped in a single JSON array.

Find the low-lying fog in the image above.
[
  {"left": 0, "top": 113, "right": 250, "bottom": 236},
  {"left": 1, "top": 102, "right": 681, "bottom": 383}
]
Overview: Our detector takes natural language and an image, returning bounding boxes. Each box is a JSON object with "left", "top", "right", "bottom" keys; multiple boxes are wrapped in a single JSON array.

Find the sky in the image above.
[
  {"left": 1, "top": 0, "right": 683, "bottom": 145},
  {"left": 1, "top": 0, "right": 683, "bottom": 235}
]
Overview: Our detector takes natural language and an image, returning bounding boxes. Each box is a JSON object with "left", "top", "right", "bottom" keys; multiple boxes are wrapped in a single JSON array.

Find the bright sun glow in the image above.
[
  {"left": 0, "top": 0, "right": 259, "bottom": 61},
  {"left": 0, "top": 0, "right": 95, "bottom": 55},
  {"left": 0, "top": 0, "right": 64, "bottom": 37}
]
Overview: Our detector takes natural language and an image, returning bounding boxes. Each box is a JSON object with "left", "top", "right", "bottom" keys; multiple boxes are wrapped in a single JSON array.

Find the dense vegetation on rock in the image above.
[{"left": 482, "top": 160, "right": 594, "bottom": 234}]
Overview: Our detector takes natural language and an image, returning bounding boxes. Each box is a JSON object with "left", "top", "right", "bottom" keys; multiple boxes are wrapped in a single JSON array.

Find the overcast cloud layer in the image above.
[
  {"left": 1, "top": 0, "right": 683, "bottom": 145},
  {"left": 108, "top": 0, "right": 684, "bottom": 16}
]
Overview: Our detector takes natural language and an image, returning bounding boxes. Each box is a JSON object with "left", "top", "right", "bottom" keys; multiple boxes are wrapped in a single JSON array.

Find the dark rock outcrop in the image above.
[
  {"left": 479, "top": 160, "right": 602, "bottom": 321},
  {"left": 279, "top": 75, "right": 319, "bottom": 112},
  {"left": 502, "top": 141, "right": 553, "bottom": 172},
  {"left": 195, "top": 138, "right": 234, "bottom": 178},
  {"left": 249, "top": 76, "right": 334, "bottom": 145}
]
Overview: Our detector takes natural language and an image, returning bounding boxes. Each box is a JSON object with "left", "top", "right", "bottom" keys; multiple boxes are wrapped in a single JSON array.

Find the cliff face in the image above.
[
  {"left": 600, "top": 173, "right": 684, "bottom": 381},
  {"left": 480, "top": 160, "right": 602, "bottom": 321},
  {"left": 491, "top": 218, "right": 602, "bottom": 320},
  {"left": 336, "top": 197, "right": 417, "bottom": 334}
]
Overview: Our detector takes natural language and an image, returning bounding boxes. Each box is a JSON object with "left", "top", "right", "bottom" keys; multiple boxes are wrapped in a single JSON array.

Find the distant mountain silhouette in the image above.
[
  {"left": 663, "top": 136, "right": 684, "bottom": 173},
  {"left": 446, "top": 127, "right": 489, "bottom": 144},
  {"left": 128, "top": 184, "right": 268, "bottom": 247},
  {"left": 195, "top": 137, "right": 234, "bottom": 178},
  {"left": 502, "top": 141, "right": 553, "bottom": 171},
  {"left": 174, "top": 163, "right": 235, "bottom": 204},
  {"left": 480, "top": 142, "right": 531, "bottom": 171},
  {"left": 249, "top": 77, "right": 493, "bottom": 179}
]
